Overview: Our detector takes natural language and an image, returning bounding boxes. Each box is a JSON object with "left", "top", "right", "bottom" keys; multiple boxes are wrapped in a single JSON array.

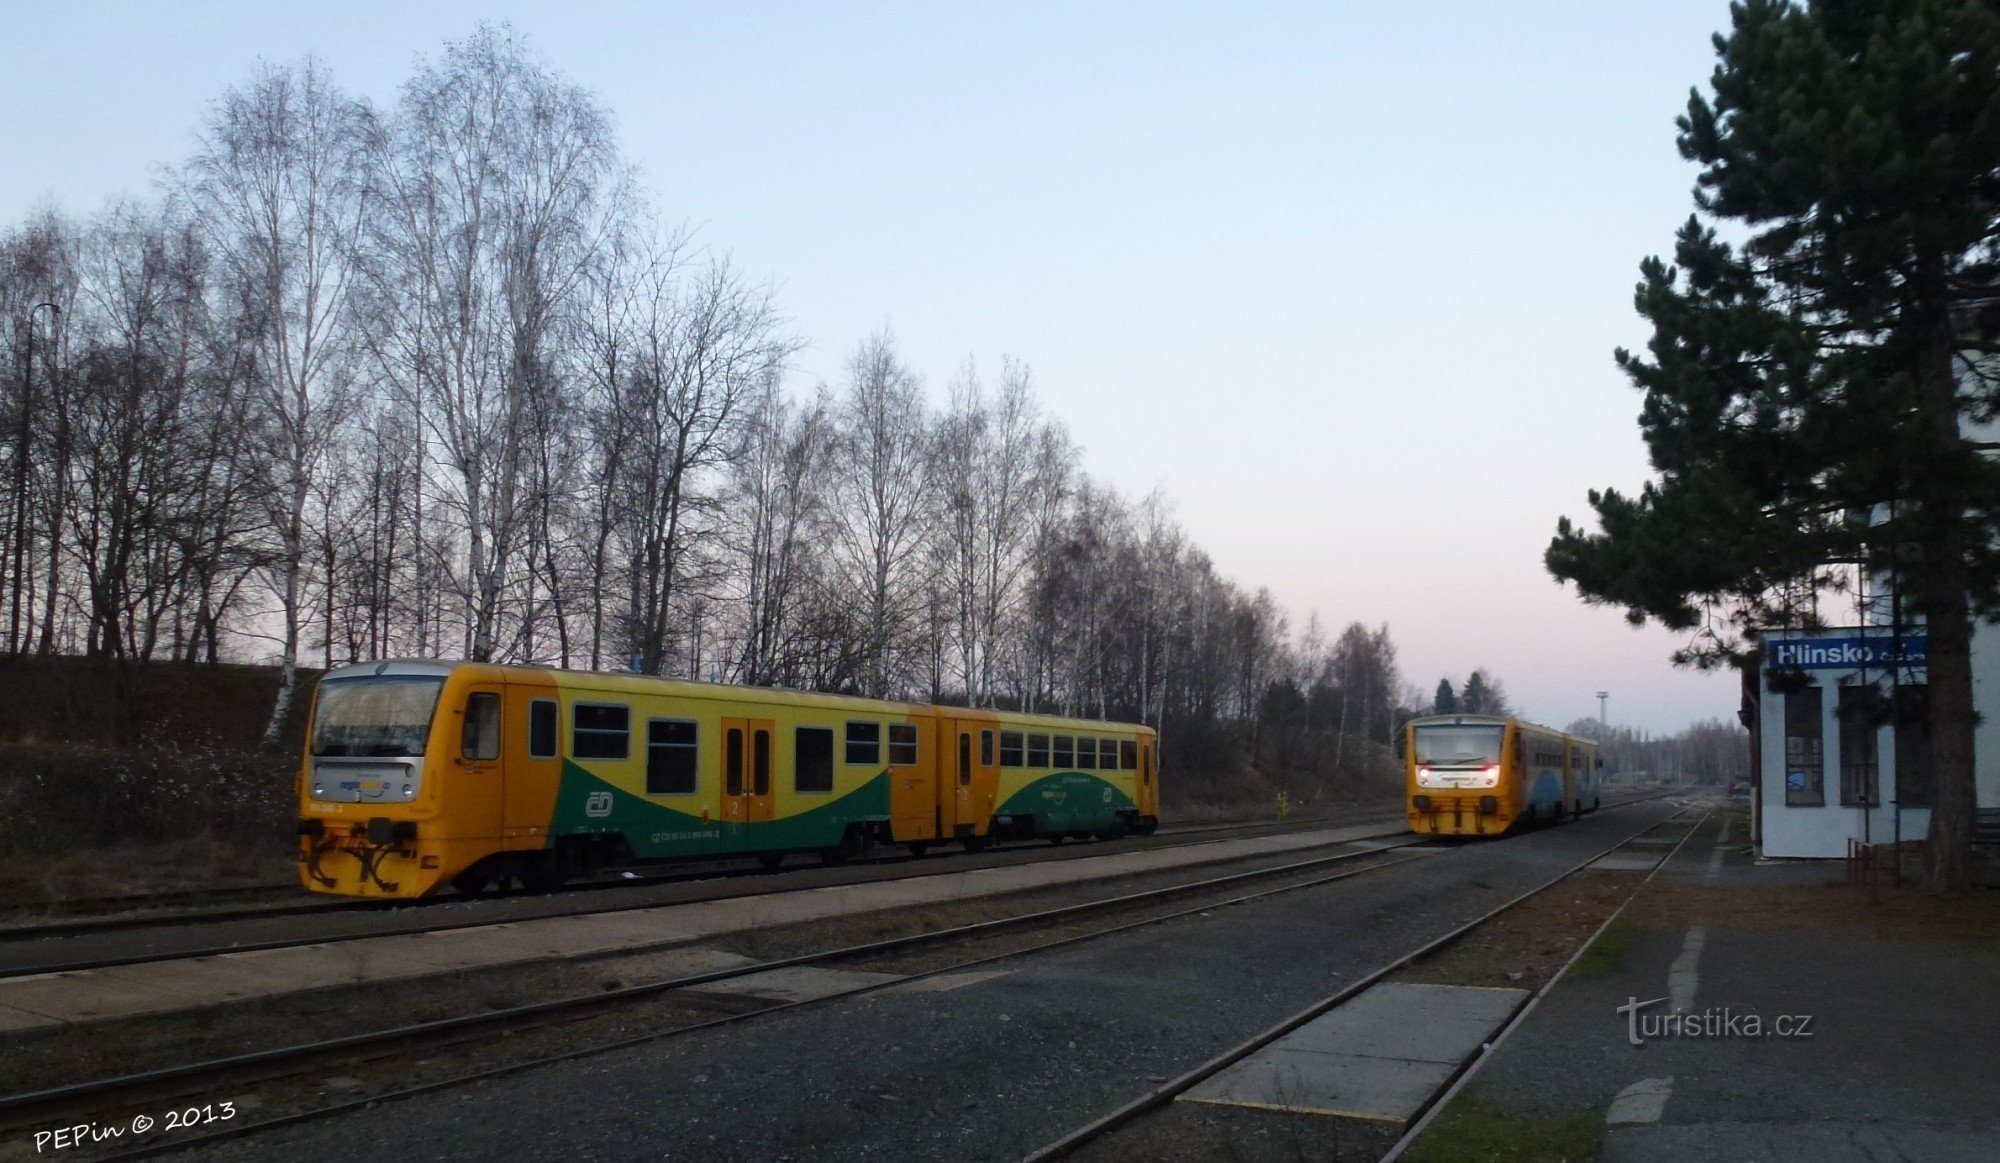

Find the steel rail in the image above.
[
  {"left": 0, "top": 836, "right": 1431, "bottom": 1124},
  {"left": 1377, "top": 805, "right": 1717, "bottom": 1162},
  {"left": 35, "top": 793, "right": 1675, "bottom": 1161},
  {"left": 0, "top": 810, "right": 1405, "bottom": 948},
  {"left": 1020, "top": 798, "right": 1703, "bottom": 1162},
  {"left": 0, "top": 817, "right": 1408, "bottom": 975}
]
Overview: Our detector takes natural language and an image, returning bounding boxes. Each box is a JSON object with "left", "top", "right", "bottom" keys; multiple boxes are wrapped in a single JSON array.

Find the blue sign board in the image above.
[{"left": 1764, "top": 633, "right": 1926, "bottom": 671}]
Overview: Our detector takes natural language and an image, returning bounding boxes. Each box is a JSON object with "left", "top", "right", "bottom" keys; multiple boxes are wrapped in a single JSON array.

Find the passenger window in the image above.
[
  {"left": 999, "top": 730, "right": 1024, "bottom": 767},
  {"left": 726, "top": 728, "right": 744, "bottom": 795},
  {"left": 796, "top": 727, "right": 833, "bottom": 793},
  {"left": 463, "top": 692, "right": 500, "bottom": 760},
  {"left": 889, "top": 723, "right": 919, "bottom": 765},
  {"left": 754, "top": 729, "right": 772, "bottom": 795},
  {"left": 981, "top": 730, "right": 995, "bottom": 767},
  {"left": 1027, "top": 733, "right": 1050, "bottom": 767},
  {"left": 647, "top": 719, "right": 698, "bottom": 794},
  {"left": 845, "top": 721, "right": 881, "bottom": 766},
  {"left": 572, "top": 703, "right": 630, "bottom": 760},
  {"left": 1102, "top": 738, "right": 1120, "bottom": 769},
  {"left": 1053, "top": 735, "right": 1075, "bottom": 768},
  {"left": 528, "top": 699, "right": 558, "bottom": 759},
  {"left": 1121, "top": 739, "right": 1138, "bottom": 770},
  {"left": 1076, "top": 738, "right": 1096, "bottom": 770}
]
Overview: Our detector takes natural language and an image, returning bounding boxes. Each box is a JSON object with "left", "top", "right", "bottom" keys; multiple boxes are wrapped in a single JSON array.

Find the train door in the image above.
[
  {"left": 720, "top": 718, "right": 777, "bottom": 828},
  {"left": 456, "top": 681, "right": 505, "bottom": 842},
  {"left": 888, "top": 717, "right": 935, "bottom": 843},
  {"left": 1140, "top": 739, "right": 1157, "bottom": 818},
  {"left": 951, "top": 720, "right": 999, "bottom": 834},
  {"left": 501, "top": 682, "right": 562, "bottom": 849}
]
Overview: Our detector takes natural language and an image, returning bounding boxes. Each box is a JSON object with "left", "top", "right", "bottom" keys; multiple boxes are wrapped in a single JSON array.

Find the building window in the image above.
[
  {"left": 1783, "top": 687, "right": 1824, "bottom": 806},
  {"left": 796, "top": 727, "right": 833, "bottom": 793},
  {"left": 463, "top": 692, "right": 500, "bottom": 760},
  {"left": 889, "top": 723, "right": 919, "bottom": 766},
  {"left": 845, "top": 721, "right": 880, "bottom": 766},
  {"left": 1000, "top": 730, "right": 1024, "bottom": 767},
  {"left": 1053, "top": 734, "right": 1074, "bottom": 768},
  {"left": 1894, "top": 685, "right": 1930, "bottom": 807},
  {"left": 528, "top": 699, "right": 558, "bottom": 759},
  {"left": 1837, "top": 686, "right": 1880, "bottom": 806},
  {"left": 1027, "top": 733, "right": 1049, "bottom": 767},
  {"left": 647, "top": 719, "right": 698, "bottom": 794},
  {"left": 573, "top": 703, "right": 630, "bottom": 761}
]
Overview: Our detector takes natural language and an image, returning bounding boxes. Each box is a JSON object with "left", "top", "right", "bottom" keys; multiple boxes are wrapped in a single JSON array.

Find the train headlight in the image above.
[{"left": 1481, "top": 766, "right": 1499, "bottom": 787}]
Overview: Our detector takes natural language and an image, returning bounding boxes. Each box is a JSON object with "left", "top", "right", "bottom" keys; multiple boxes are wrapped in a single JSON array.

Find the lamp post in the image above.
[
  {"left": 1596, "top": 690, "right": 1609, "bottom": 728},
  {"left": 9, "top": 302, "right": 58, "bottom": 654}
]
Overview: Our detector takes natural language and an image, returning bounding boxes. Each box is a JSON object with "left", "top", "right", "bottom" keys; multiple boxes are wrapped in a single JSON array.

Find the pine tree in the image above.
[
  {"left": 1462, "top": 670, "right": 1491, "bottom": 715},
  {"left": 1547, "top": 0, "right": 2000, "bottom": 889},
  {"left": 1434, "top": 677, "right": 1458, "bottom": 715}
]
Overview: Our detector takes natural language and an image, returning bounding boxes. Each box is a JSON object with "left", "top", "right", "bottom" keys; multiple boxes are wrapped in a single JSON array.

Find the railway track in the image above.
[
  {"left": 0, "top": 808, "right": 1401, "bottom": 943},
  {"left": 0, "top": 811, "right": 1410, "bottom": 977},
  {"left": 0, "top": 833, "right": 1441, "bottom": 1159},
  {"left": 0, "top": 792, "right": 1680, "bottom": 1161},
  {"left": 1025, "top": 797, "right": 1708, "bottom": 1161}
]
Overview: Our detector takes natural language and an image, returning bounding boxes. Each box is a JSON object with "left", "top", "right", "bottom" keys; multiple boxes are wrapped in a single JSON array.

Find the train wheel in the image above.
[
  {"left": 1047, "top": 834, "right": 1066, "bottom": 846},
  {"left": 962, "top": 834, "right": 990, "bottom": 854},
  {"left": 821, "top": 825, "right": 869, "bottom": 866},
  {"left": 904, "top": 841, "right": 930, "bottom": 857},
  {"left": 520, "top": 857, "right": 567, "bottom": 893},
  {"left": 757, "top": 852, "right": 785, "bottom": 870},
  {"left": 451, "top": 867, "right": 492, "bottom": 897}
]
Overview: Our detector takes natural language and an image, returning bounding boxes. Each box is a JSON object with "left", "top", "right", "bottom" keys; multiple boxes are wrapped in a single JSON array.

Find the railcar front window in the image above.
[
  {"left": 312, "top": 678, "right": 443, "bottom": 757},
  {"left": 1412, "top": 725, "right": 1504, "bottom": 767}
]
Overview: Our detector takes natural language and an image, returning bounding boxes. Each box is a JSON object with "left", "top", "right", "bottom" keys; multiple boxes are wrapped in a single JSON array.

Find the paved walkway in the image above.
[
  {"left": 0, "top": 823, "right": 1403, "bottom": 1031},
  {"left": 1403, "top": 804, "right": 2000, "bottom": 1162}
]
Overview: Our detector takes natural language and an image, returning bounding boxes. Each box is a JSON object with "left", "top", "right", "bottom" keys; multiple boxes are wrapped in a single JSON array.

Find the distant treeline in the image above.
[{"left": 0, "top": 26, "right": 1427, "bottom": 802}]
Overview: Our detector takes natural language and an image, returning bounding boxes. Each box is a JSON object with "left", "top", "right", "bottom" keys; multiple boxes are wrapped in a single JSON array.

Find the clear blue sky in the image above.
[{"left": 1, "top": 1, "right": 1742, "bottom": 733}]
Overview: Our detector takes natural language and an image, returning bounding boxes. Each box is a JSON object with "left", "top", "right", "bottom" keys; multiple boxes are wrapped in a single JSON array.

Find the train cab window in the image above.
[
  {"left": 1000, "top": 730, "right": 1024, "bottom": 767},
  {"left": 1027, "top": 733, "right": 1050, "bottom": 767},
  {"left": 528, "top": 699, "right": 558, "bottom": 759},
  {"left": 462, "top": 692, "right": 500, "bottom": 760},
  {"left": 795, "top": 727, "right": 833, "bottom": 793},
  {"left": 1076, "top": 738, "right": 1096, "bottom": 769},
  {"left": 1120, "top": 740, "right": 1138, "bottom": 770},
  {"left": 1053, "top": 735, "right": 1075, "bottom": 768},
  {"left": 572, "top": 703, "right": 630, "bottom": 760},
  {"left": 845, "top": 721, "right": 881, "bottom": 766},
  {"left": 888, "top": 723, "right": 919, "bottom": 765},
  {"left": 646, "top": 719, "right": 698, "bottom": 794},
  {"left": 726, "top": 728, "right": 744, "bottom": 795},
  {"left": 754, "top": 729, "right": 772, "bottom": 795},
  {"left": 981, "top": 730, "right": 995, "bottom": 767}
]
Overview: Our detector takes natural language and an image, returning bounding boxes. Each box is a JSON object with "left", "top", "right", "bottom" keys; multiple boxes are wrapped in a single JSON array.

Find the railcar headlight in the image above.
[{"left": 1481, "top": 766, "right": 1499, "bottom": 787}]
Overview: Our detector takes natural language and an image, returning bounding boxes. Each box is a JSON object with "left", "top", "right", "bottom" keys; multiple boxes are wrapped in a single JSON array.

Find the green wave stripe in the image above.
[
  {"left": 550, "top": 760, "right": 890, "bottom": 858},
  {"left": 996, "top": 771, "right": 1136, "bottom": 834}
]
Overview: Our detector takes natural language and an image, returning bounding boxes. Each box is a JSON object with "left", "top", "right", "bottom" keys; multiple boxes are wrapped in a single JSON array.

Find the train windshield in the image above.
[
  {"left": 312, "top": 677, "right": 444, "bottom": 757},
  {"left": 1413, "top": 724, "right": 1504, "bottom": 767}
]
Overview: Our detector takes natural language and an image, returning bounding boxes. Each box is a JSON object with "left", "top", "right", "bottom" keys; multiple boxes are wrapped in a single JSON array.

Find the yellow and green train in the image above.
[
  {"left": 299, "top": 660, "right": 1161, "bottom": 898},
  {"left": 1403, "top": 714, "right": 1602, "bottom": 837}
]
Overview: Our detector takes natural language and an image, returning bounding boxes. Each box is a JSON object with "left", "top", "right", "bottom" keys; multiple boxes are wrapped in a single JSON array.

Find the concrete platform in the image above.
[
  {"left": 0, "top": 822, "right": 1403, "bottom": 1029},
  {"left": 683, "top": 965, "right": 903, "bottom": 1004},
  {"left": 1181, "top": 982, "right": 1526, "bottom": 1122}
]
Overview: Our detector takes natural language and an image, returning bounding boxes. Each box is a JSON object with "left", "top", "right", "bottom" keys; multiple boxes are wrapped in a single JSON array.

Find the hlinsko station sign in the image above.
[{"left": 1763, "top": 633, "right": 1927, "bottom": 671}]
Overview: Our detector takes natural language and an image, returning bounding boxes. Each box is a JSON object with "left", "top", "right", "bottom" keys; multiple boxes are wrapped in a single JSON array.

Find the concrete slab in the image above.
[
  {"left": 1591, "top": 853, "right": 1662, "bottom": 871},
  {"left": 683, "top": 966, "right": 902, "bottom": 1004},
  {"left": 0, "top": 1002, "right": 60, "bottom": 1032},
  {"left": 1179, "top": 982, "right": 1527, "bottom": 1122},
  {"left": 890, "top": 968, "right": 1014, "bottom": 994},
  {"left": 1183, "top": 1048, "right": 1454, "bottom": 1120}
]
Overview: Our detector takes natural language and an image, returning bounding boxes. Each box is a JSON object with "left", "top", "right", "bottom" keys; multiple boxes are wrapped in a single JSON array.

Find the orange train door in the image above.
[
  {"left": 455, "top": 681, "right": 505, "bottom": 843},
  {"left": 949, "top": 719, "right": 1000, "bottom": 835},
  {"left": 888, "top": 716, "right": 935, "bottom": 842},
  {"left": 720, "top": 718, "right": 776, "bottom": 827},
  {"left": 501, "top": 681, "right": 562, "bottom": 850}
]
